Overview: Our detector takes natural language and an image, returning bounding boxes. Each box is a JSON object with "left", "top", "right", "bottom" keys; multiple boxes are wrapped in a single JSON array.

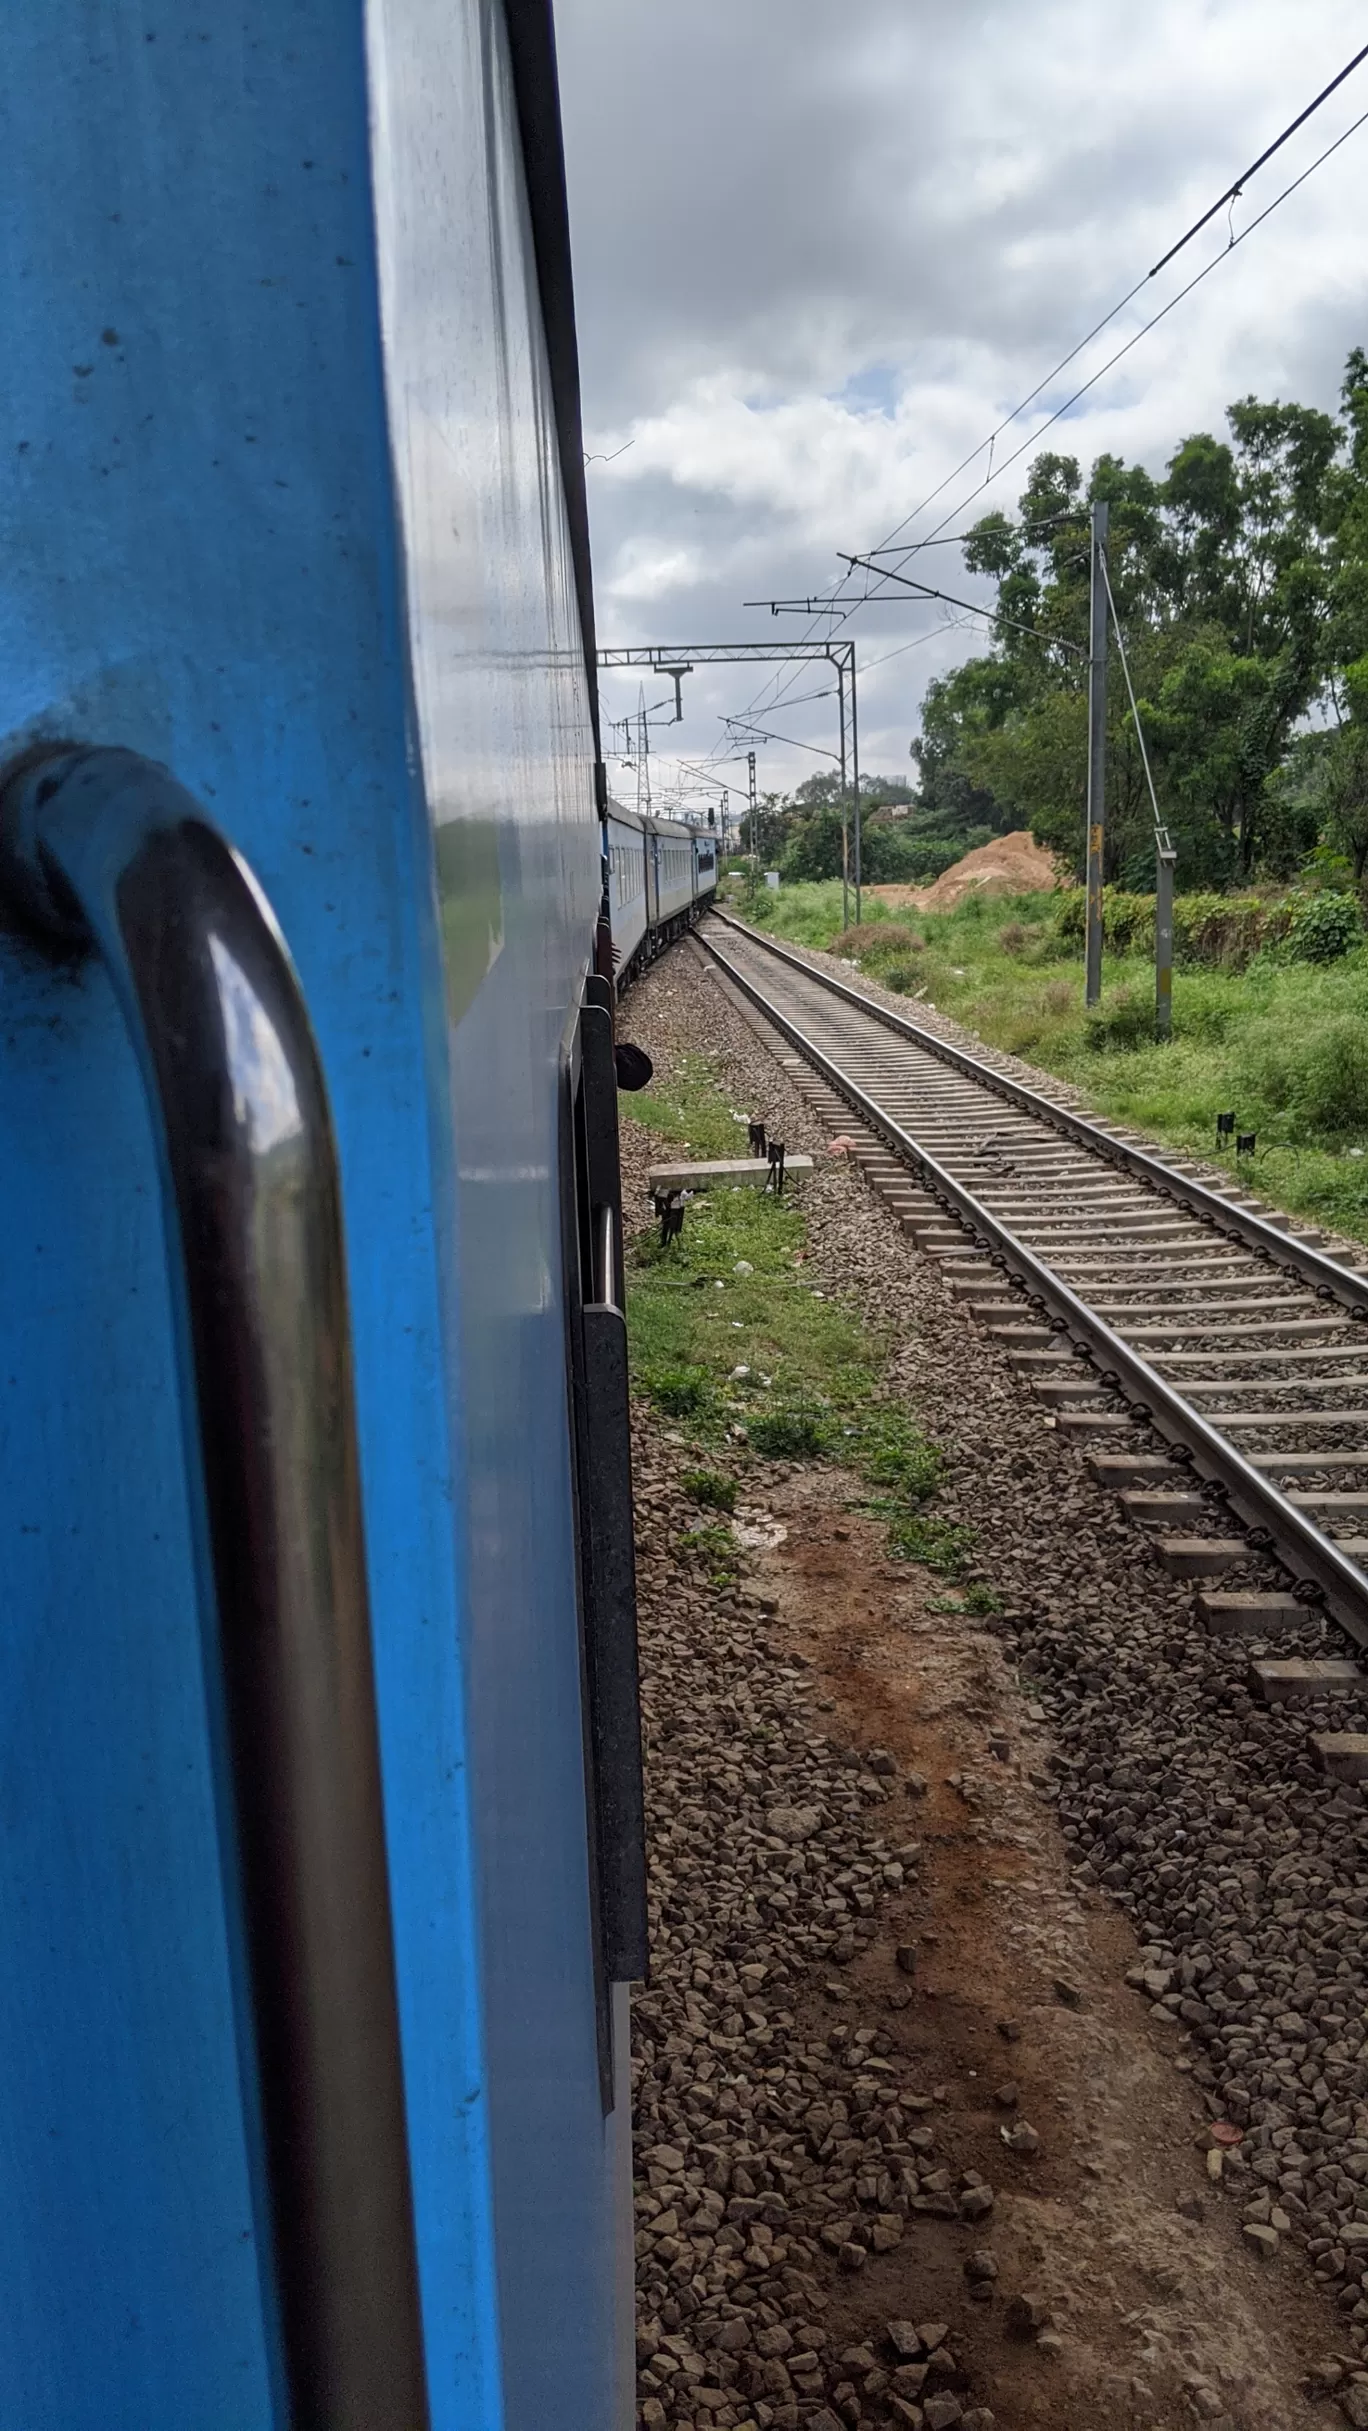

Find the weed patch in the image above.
[
  {"left": 748, "top": 1402, "right": 831, "bottom": 1457},
  {"left": 886, "top": 1512, "right": 976, "bottom": 1574},
  {"left": 962, "top": 1581, "right": 1005, "bottom": 1615},
  {"left": 677, "top": 1522, "right": 741, "bottom": 1584},
  {"left": 881, "top": 959, "right": 924, "bottom": 995},
  {"left": 850, "top": 1405, "right": 943, "bottom": 1503}
]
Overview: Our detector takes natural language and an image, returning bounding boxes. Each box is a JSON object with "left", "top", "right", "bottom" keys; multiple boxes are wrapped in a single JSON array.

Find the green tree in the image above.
[
  {"left": 1320, "top": 717, "right": 1368, "bottom": 881},
  {"left": 913, "top": 362, "right": 1355, "bottom": 881}
]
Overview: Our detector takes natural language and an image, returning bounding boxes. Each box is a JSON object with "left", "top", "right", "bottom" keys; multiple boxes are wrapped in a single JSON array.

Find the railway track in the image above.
[{"left": 696, "top": 910, "right": 1368, "bottom": 1768}]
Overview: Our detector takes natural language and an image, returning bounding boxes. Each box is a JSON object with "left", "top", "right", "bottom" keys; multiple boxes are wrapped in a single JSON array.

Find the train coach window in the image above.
[{"left": 559, "top": 976, "right": 649, "bottom": 2104}]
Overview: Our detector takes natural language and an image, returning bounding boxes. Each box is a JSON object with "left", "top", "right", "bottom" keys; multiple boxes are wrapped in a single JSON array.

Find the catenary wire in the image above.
[
  {"left": 871, "top": 48, "right": 1368, "bottom": 560},
  {"left": 879, "top": 96, "right": 1368, "bottom": 563}
]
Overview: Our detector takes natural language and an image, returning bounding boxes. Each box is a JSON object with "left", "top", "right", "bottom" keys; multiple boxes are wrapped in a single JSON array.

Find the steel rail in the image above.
[
  {"left": 696, "top": 920, "right": 1368, "bottom": 1648},
  {"left": 711, "top": 911, "right": 1368, "bottom": 1317}
]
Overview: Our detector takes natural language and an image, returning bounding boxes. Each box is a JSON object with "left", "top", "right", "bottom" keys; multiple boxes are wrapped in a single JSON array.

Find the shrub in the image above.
[
  {"left": 1234, "top": 1013, "right": 1368, "bottom": 1138},
  {"left": 1043, "top": 979, "right": 1074, "bottom": 1015},
  {"left": 645, "top": 1365, "right": 713, "bottom": 1418},
  {"left": 1114, "top": 894, "right": 1158, "bottom": 954},
  {"left": 865, "top": 830, "right": 964, "bottom": 885},
  {"left": 998, "top": 921, "right": 1028, "bottom": 954},
  {"left": 1285, "top": 890, "right": 1362, "bottom": 965},
  {"left": 880, "top": 960, "right": 923, "bottom": 995},
  {"left": 833, "top": 923, "right": 923, "bottom": 958},
  {"left": 1053, "top": 884, "right": 1301, "bottom": 971},
  {"left": 1180, "top": 893, "right": 1292, "bottom": 968},
  {"left": 682, "top": 1467, "right": 737, "bottom": 1513},
  {"left": 1054, "top": 891, "right": 1086, "bottom": 944},
  {"left": 1084, "top": 987, "right": 1156, "bottom": 1052}
]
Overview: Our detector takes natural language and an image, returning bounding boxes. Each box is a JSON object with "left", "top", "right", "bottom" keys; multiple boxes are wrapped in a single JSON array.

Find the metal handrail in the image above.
[
  {"left": 711, "top": 909, "right": 1368, "bottom": 1315},
  {"left": 0, "top": 744, "right": 429, "bottom": 2429},
  {"left": 698, "top": 919, "right": 1368, "bottom": 1646}
]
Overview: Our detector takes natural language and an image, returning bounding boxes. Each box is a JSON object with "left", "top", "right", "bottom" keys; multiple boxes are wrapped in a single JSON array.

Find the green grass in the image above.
[
  {"left": 740, "top": 881, "right": 1368, "bottom": 1244},
  {"left": 747, "top": 1400, "right": 831, "bottom": 1457},
  {"left": 730, "top": 876, "right": 876, "bottom": 951},
  {"left": 632, "top": 1052, "right": 755, "bottom": 1161},
  {"left": 630, "top": 1182, "right": 873, "bottom": 1429},
  {"left": 624, "top": 1072, "right": 970, "bottom": 1572}
]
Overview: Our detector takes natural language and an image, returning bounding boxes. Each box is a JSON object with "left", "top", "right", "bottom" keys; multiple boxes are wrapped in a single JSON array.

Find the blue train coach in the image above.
[{"left": 0, "top": 3, "right": 647, "bottom": 2425}]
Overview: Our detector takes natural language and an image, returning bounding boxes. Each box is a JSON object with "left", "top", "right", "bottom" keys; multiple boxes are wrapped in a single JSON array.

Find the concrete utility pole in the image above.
[
  {"left": 850, "top": 651, "right": 862, "bottom": 928},
  {"left": 836, "top": 659, "right": 849, "bottom": 931},
  {"left": 1084, "top": 499, "right": 1110, "bottom": 1009},
  {"left": 1155, "top": 833, "right": 1177, "bottom": 1038},
  {"left": 747, "top": 750, "right": 758, "bottom": 863}
]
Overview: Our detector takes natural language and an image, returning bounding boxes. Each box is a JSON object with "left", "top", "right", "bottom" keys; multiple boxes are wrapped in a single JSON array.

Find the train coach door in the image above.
[{"left": 0, "top": 4, "right": 637, "bottom": 2428}]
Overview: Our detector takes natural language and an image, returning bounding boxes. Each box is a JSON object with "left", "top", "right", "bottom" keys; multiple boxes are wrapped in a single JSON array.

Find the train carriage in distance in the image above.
[{"left": 603, "top": 799, "right": 717, "bottom": 989}]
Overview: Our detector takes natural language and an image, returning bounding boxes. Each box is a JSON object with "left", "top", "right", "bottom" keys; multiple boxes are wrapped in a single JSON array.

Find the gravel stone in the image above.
[
  {"left": 923, "top": 2396, "right": 964, "bottom": 2429},
  {"left": 1004, "top": 2290, "right": 1050, "bottom": 2339},
  {"left": 885, "top": 2320, "right": 924, "bottom": 2360}
]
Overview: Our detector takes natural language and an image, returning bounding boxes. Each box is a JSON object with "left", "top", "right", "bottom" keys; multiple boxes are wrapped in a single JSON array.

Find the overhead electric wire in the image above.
[
  {"left": 858, "top": 510, "right": 1078, "bottom": 553},
  {"left": 869, "top": 38, "right": 1368, "bottom": 562},
  {"left": 1098, "top": 550, "right": 1167, "bottom": 845},
  {"left": 882, "top": 95, "right": 1368, "bottom": 565},
  {"left": 1148, "top": 37, "right": 1368, "bottom": 277},
  {"left": 861, "top": 613, "right": 976, "bottom": 673},
  {"left": 838, "top": 555, "right": 1086, "bottom": 653},
  {"left": 864, "top": 94, "right": 1366, "bottom": 591},
  {"left": 723, "top": 720, "right": 840, "bottom": 761}
]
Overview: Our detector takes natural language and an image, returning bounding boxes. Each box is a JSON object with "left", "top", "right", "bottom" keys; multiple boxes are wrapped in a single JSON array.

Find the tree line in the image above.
[{"left": 735, "top": 771, "right": 995, "bottom": 886}]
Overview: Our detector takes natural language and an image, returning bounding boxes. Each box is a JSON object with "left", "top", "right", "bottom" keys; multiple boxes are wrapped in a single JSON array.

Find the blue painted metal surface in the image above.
[
  {"left": 0, "top": 3, "right": 620, "bottom": 2425},
  {"left": 368, "top": 1, "right": 632, "bottom": 2420}
]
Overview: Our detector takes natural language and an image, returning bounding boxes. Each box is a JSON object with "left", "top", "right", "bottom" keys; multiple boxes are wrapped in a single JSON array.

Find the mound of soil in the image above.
[{"left": 868, "top": 830, "right": 1065, "bottom": 913}]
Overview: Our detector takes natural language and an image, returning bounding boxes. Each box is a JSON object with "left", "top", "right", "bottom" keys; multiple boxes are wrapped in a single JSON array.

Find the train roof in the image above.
[{"left": 604, "top": 802, "right": 712, "bottom": 842}]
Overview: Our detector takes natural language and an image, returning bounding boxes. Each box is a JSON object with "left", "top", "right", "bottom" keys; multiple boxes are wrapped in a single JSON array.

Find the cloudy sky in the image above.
[{"left": 554, "top": 0, "right": 1368, "bottom": 818}]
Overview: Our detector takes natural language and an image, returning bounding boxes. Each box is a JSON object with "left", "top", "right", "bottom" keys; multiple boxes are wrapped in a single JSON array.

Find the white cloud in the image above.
[
  {"left": 557, "top": 0, "right": 1368, "bottom": 803},
  {"left": 605, "top": 538, "right": 707, "bottom": 604}
]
